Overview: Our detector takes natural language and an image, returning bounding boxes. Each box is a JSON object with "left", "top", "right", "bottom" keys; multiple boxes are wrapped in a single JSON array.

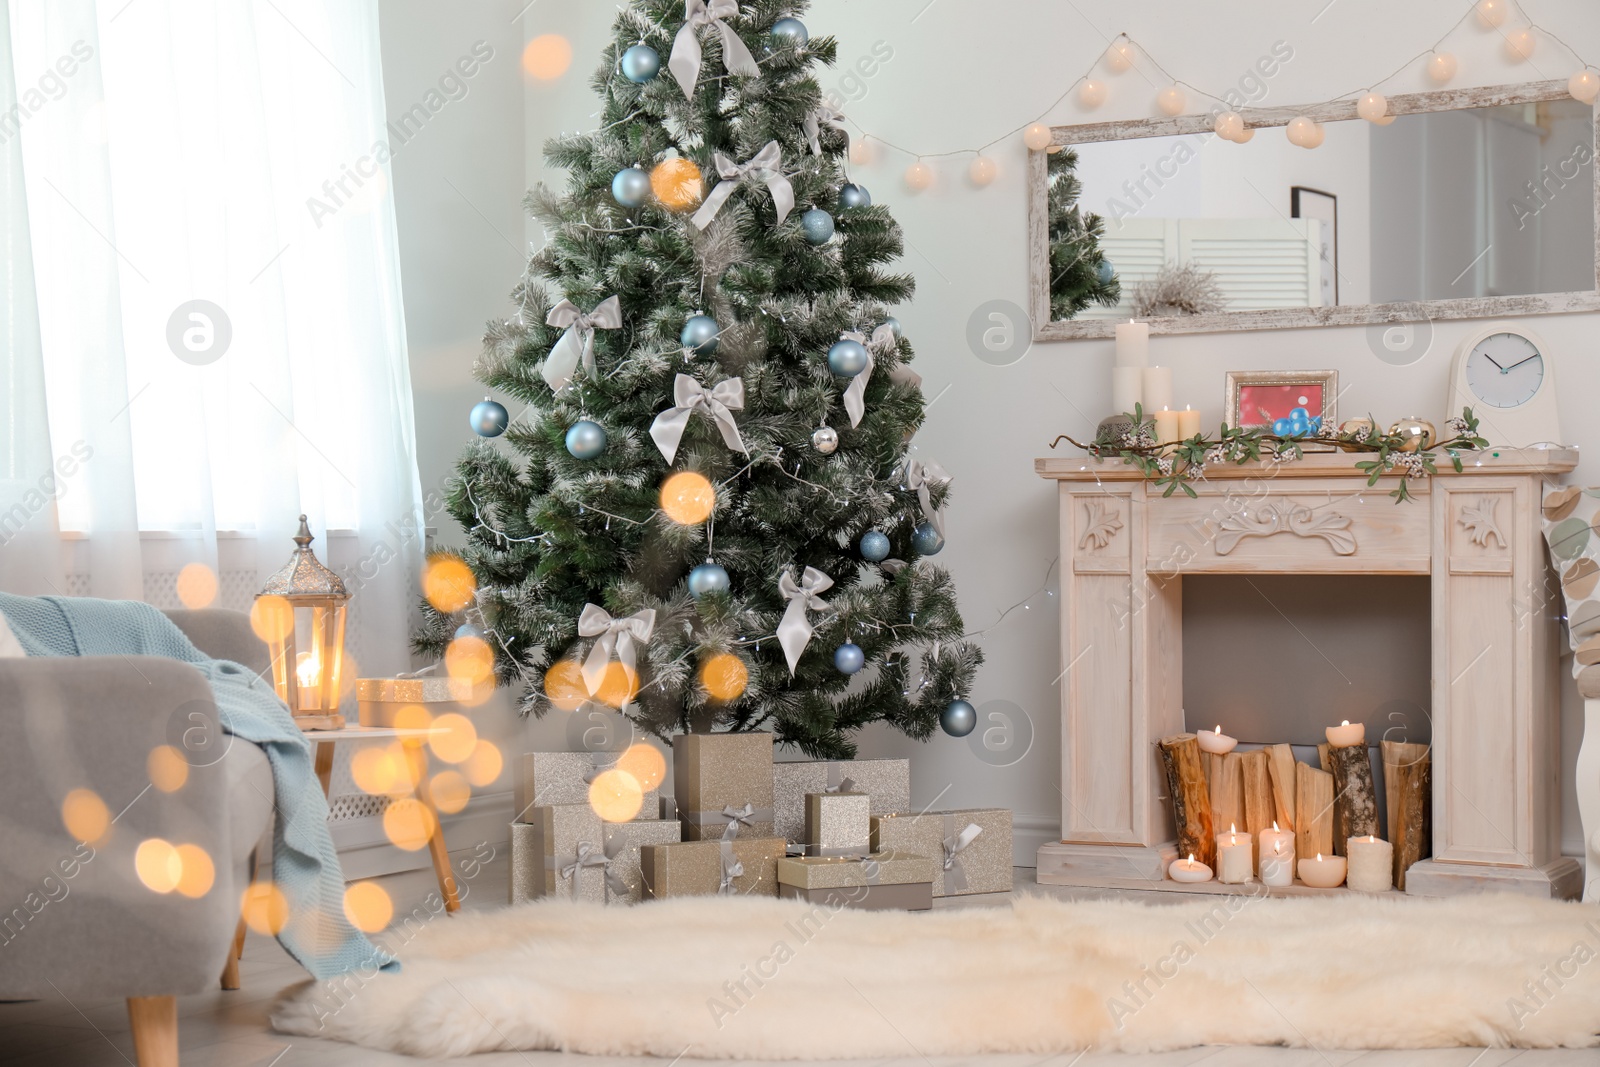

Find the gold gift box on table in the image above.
[
  {"left": 870, "top": 808, "right": 1013, "bottom": 897},
  {"left": 355, "top": 675, "right": 478, "bottom": 727},
  {"left": 775, "top": 849, "right": 936, "bottom": 911},
  {"left": 772, "top": 758, "right": 910, "bottom": 842},
  {"left": 513, "top": 751, "right": 661, "bottom": 823},
  {"left": 803, "top": 791, "right": 870, "bottom": 858},
  {"left": 640, "top": 834, "right": 786, "bottom": 898},
  {"left": 672, "top": 733, "right": 775, "bottom": 841}
]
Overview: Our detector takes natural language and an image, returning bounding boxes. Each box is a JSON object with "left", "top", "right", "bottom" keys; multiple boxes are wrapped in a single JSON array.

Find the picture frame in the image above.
[
  {"left": 1225, "top": 369, "right": 1339, "bottom": 442},
  {"left": 1290, "top": 186, "right": 1339, "bottom": 306}
]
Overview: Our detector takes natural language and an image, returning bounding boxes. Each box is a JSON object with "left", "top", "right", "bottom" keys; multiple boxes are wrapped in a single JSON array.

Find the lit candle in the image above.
[
  {"left": 1325, "top": 719, "right": 1365, "bottom": 747},
  {"left": 1195, "top": 725, "right": 1237, "bottom": 755},
  {"left": 1346, "top": 834, "right": 1394, "bottom": 892},
  {"left": 1260, "top": 837, "right": 1294, "bottom": 887},
  {"left": 1111, "top": 367, "right": 1143, "bottom": 415},
  {"left": 1175, "top": 405, "right": 1201, "bottom": 441},
  {"left": 296, "top": 650, "right": 322, "bottom": 711},
  {"left": 1258, "top": 819, "right": 1294, "bottom": 871},
  {"left": 1115, "top": 319, "right": 1149, "bottom": 368},
  {"left": 1152, "top": 407, "right": 1181, "bottom": 445},
  {"left": 1298, "top": 851, "right": 1347, "bottom": 889},
  {"left": 1142, "top": 366, "right": 1173, "bottom": 411},
  {"left": 1168, "top": 853, "right": 1213, "bottom": 883},
  {"left": 1216, "top": 824, "right": 1252, "bottom": 884}
]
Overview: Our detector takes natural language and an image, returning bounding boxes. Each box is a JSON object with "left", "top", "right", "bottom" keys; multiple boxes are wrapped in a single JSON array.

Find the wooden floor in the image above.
[{"left": 1, "top": 850, "right": 1594, "bottom": 1066}]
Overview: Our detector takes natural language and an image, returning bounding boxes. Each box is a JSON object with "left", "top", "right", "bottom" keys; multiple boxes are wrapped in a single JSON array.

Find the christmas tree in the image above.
[
  {"left": 1045, "top": 148, "right": 1121, "bottom": 319},
  {"left": 415, "top": 0, "right": 981, "bottom": 758}
]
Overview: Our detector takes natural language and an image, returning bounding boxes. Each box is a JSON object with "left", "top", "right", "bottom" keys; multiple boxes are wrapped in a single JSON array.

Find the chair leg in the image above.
[
  {"left": 220, "top": 916, "right": 248, "bottom": 990},
  {"left": 126, "top": 995, "right": 178, "bottom": 1067}
]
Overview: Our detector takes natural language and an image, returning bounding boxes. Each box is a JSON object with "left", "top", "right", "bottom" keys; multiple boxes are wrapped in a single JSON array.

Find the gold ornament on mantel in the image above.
[
  {"left": 1388, "top": 417, "right": 1436, "bottom": 452},
  {"left": 1337, "top": 417, "right": 1376, "bottom": 451},
  {"left": 255, "top": 514, "right": 351, "bottom": 732}
]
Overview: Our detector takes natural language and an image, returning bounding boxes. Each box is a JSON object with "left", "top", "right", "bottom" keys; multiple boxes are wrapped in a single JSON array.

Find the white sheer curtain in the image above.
[{"left": 2, "top": 0, "right": 425, "bottom": 680}]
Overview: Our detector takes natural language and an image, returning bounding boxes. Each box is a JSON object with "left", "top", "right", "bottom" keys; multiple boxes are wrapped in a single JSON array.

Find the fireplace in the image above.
[{"left": 1035, "top": 448, "right": 1581, "bottom": 898}]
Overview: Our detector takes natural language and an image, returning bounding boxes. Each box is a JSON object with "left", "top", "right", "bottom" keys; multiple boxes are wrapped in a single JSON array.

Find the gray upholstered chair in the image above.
[{"left": 0, "top": 608, "right": 275, "bottom": 1067}]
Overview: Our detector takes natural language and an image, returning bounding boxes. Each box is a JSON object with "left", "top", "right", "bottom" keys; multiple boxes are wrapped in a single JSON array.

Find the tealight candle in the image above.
[
  {"left": 1325, "top": 719, "right": 1365, "bottom": 747},
  {"left": 1258, "top": 820, "right": 1294, "bottom": 869},
  {"left": 1195, "top": 725, "right": 1237, "bottom": 755},
  {"left": 1298, "top": 851, "right": 1347, "bottom": 889},
  {"left": 1260, "top": 838, "right": 1294, "bottom": 887},
  {"left": 1216, "top": 824, "right": 1253, "bottom": 884},
  {"left": 1168, "top": 853, "right": 1213, "bottom": 883},
  {"left": 1346, "top": 834, "right": 1394, "bottom": 892}
]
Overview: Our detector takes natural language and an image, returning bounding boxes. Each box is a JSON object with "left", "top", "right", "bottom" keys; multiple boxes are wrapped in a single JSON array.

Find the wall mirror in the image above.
[{"left": 1026, "top": 80, "right": 1600, "bottom": 339}]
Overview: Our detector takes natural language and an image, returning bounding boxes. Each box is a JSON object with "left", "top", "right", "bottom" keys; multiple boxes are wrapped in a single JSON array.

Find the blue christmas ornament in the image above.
[
  {"left": 1097, "top": 258, "right": 1115, "bottom": 285},
  {"left": 1272, "top": 417, "right": 1293, "bottom": 436},
  {"left": 688, "top": 562, "right": 731, "bottom": 598},
  {"left": 771, "top": 17, "right": 809, "bottom": 46},
  {"left": 827, "top": 338, "right": 869, "bottom": 377},
  {"left": 882, "top": 316, "right": 902, "bottom": 340},
  {"left": 800, "top": 207, "right": 835, "bottom": 245},
  {"left": 681, "top": 314, "right": 720, "bottom": 355},
  {"left": 470, "top": 397, "right": 509, "bottom": 437},
  {"left": 612, "top": 167, "right": 651, "bottom": 208},
  {"left": 859, "top": 530, "right": 891, "bottom": 562},
  {"left": 565, "top": 420, "right": 607, "bottom": 459},
  {"left": 941, "top": 699, "right": 977, "bottom": 737},
  {"left": 839, "top": 183, "right": 871, "bottom": 210},
  {"left": 455, "top": 622, "right": 485, "bottom": 641},
  {"left": 833, "top": 641, "right": 864, "bottom": 674},
  {"left": 620, "top": 44, "right": 661, "bottom": 84},
  {"left": 911, "top": 521, "right": 944, "bottom": 556},
  {"left": 1308, "top": 415, "right": 1323, "bottom": 433},
  {"left": 1290, "top": 406, "right": 1309, "bottom": 420}
]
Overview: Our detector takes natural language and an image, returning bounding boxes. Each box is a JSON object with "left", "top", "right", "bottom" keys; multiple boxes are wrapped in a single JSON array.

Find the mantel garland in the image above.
[{"left": 1048, "top": 407, "right": 1491, "bottom": 504}]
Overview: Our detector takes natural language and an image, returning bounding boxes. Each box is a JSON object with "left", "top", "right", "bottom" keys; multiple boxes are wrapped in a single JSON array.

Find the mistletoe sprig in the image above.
[{"left": 1048, "top": 406, "right": 1492, "bottom": 504}]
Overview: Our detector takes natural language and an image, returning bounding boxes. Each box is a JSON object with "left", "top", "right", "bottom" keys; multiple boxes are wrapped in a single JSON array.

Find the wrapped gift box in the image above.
[
  {"left": 355, "top": 675, "right": 477, "bottom": 727},
  {"left": 804, "top": 791, "right": 870, "bottom": 858},
  {"left": 509, "top": 804, "right": 607, "bottom": 904},
  {"left": 672, "top": 733, "right": 775, "bottom": 841},
  {"left": 514, "top": 751, "right": 660, "bottom": 823},
  {"left": 640, "top": 835, "right": 786, "bottom": 898},
  {"left": 871, "top": 809, "right": 1013, "bottom": 897},
  {"left": 773, "top": 759, "right": 910, "bottom": 842},
  {"left": 601, "top": 820, "right": 683, "bottom": 904},
  {"left": 777, "top": 881, "right": 932, "bottom": 911},
  {"left": 777, "top": 848, "right": 934, "bottom": 890}
]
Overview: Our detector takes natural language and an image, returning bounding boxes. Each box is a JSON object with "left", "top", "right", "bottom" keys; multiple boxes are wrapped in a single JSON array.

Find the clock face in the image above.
[{"left": 1464, "top": 332, "right": 1544, "bottom": 409}]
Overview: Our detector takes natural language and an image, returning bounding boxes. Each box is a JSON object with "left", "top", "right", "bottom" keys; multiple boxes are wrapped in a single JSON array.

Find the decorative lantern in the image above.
[{"left": 256, "top": 515, "right": 351, "bottom": 731}]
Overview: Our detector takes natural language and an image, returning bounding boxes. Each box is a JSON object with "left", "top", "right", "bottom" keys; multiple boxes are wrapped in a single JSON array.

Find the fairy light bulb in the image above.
[
  {"left": 1427, "top": 52, "right": 1458, "bottom": 84},
  {"left": 968, "top": 155, "right": 998, "bottom": 187},
  {"left": 1233, "top": 126, "right": 1255, "bottom": 144},
  {"left": 904, "top": 160, "right": 933, "bottom": 191},
  {"left": 1356, "top": 92, "right": 1388, "bottom": 123},
  {"left": 1023, "top": 122, "right": 1052, "bottom": 151},
  {"left": 1475, "top": 0, "right": 1507, "bottom": 28},
  {"left": 1105, "top": 36, "right": 1135, "bottom": 73},
  {"left": 849, "top": 137, "right": 873, "bottom": 165},
  {"left": 1079, "top": 79, "right": 1107, "bottom": 109},
  {"left": 1286, "top": 116, "right": 1319, "bottom": 148},
  {"left": 1156, "top": 85, "right": 1186, "bottom": 117},
  {"left": 1505, "top": 27, "right": 1536, "bottom": 62},
  {"left": 1570, "top": 69, "right": 1600, "bottom": 104},
  {"left": 1302, "top": 121, "right": 1325, "bottom": 148},
  {"left": 1214, "top": 111, "right": 1243, "bottom": 140}
]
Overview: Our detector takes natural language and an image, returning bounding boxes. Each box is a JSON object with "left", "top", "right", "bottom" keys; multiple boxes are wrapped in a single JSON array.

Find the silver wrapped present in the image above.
[
  {"left": 773, "top": 758, "right": 910, "bottom": 842},
  {"left": 514, "top": 751, "right": 660, "bottom": 823},
  {"left": 804, "top": 791, "right": 870, "bottom": 858},
  {"left": 509, "top": 805, "right": 607, "bottom": 904}
]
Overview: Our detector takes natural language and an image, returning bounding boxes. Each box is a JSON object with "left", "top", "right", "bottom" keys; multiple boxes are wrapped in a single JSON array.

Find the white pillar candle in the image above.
[
  {"left": 1195, "top": 725, "right": 1237, "bottom": 755},
  {"left": 1142, "top": 366, "right": 1173, "bottom": 411},
  {"left": 1111, "top": 367, "right": 1143, "bottom": 415},
  {"left": 1260, "top": 837, "right": 1294, "bottom": 887},
  {"left": 1325, "top": 719, "right": 1364, "bottom": 747},
  {"left": 1152, "top": 407, "right": 1181, "bottom": 445},
  {"left": 1176, "top": 405, "right": 1201, "bottom": 441},
  {"left": 1115, "top": 319, "right": 1149, "bottom": 367},
  {"left": 1297, "top": 851, "right": 1347, "bottom": 888},
  {"left": 1258, "top": 820, "right": 1293, "bottom": 868},
  {"left": 1168, "top": 853, "right": 1213, "bottom": 883},
  {"left": 1346, "top": 835, "right": 1394, "bottom": 892},
  {"left": 1216, "top": 824, "right": 1252, "bottom": 884}
]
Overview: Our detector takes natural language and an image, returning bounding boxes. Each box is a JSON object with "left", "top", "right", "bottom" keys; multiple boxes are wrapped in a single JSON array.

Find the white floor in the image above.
[{"left": 2, "top": 849, "right": 1595, "bottom": 1067}]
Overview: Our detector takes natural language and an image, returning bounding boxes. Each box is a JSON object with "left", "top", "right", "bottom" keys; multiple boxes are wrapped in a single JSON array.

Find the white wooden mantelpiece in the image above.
[{"left": 1036, "top": 448, "right": 1582, "bottom": 899}]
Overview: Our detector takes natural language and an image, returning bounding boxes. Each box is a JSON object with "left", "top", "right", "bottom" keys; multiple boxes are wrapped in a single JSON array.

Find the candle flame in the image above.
[
  {"left": 1187, "top": 853, "right": 1195, "bottom": 863},
  {"left": 1367, "top": 834, "right": 1377, "bottom": 843},
  {"left": 295, "top": 649, "right": 321, "bottom": 688},
  {"left": 1341, "top": 719, "right": 1350, "bottom": 726},
  {"left": 1230, "top": 823, "right": 1237, "bottom": 834},
  {"left": 1315, "top": 852, "right": 1323, "bottom": 861},
  {"left": 1214, "top": 725, "right": 1222, "bottom": 734},
  {"left": 1272, "top": 820, "right": 1280, "bottom": 832}
]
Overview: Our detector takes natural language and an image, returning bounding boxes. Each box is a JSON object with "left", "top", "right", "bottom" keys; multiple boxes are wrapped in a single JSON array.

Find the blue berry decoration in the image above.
[
  {"left": 620, "top": 44, "right": 661, "bottom": 84},
  {"left": 833, "top": 641, "right": 864, "bottom": 674},
  {"left": 470, "top": 397, "right": 509, "bottom": 437}
]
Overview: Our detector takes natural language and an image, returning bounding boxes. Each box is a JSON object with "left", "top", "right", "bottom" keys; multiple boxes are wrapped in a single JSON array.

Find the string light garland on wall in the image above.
[{"left": 839, "top": 0, "right": 1599, "bottom": 189}]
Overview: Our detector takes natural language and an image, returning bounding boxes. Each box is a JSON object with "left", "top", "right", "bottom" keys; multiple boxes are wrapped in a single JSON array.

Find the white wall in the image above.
[{"left": 384, "top": 1, "right": 1600, "bottom": 865}]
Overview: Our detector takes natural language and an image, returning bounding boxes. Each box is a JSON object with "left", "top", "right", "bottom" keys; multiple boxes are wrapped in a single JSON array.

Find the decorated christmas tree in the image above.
[
  {"left": 1045, "top": 148, "right": 1121, "bottom": 319},
  {"left": 415, "top": 0, "right": 981, "bottom": 758}
]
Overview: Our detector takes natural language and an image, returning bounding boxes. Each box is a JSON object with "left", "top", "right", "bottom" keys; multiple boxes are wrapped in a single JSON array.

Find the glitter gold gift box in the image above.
[
  {"left": 772, "top": 758, "right": 909, "bottom": 842},
  {"left": 776, "top": 848, "right": 935, "bottom": 890},
  {"left": 509, "top": 804, "right": 606, "bottom": 904},
  {"left": 870, "top": 808, "right": 1013, "bottom": 896},
  {"left": 639, "top": 835, "right": 786, "bottom": 898},
  {"left": 671, "top": 733, "right": 775, "bottom": 841},
  {"left": 513, "top": 751, "right": 660, "bottom": 823},
  {"left": 600, "top": 819, "right": 683, "bottom": 904},
  {"left": 803, "top": 791, "right": 870, "bottom": 858}
]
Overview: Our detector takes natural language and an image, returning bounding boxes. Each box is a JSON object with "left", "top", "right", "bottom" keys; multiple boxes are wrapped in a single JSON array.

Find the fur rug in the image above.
[{"left": 271, "top": 891, "right": 1600, "bottom": 1059}]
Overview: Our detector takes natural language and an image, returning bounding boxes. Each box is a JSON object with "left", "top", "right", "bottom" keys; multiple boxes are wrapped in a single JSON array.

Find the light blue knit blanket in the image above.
[{"left": 0, "top": 593, "right": 395, "bottom": 979}]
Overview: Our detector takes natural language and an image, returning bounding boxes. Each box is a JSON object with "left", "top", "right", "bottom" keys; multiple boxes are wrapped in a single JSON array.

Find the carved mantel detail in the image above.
[
  {"left": 1458, "top": 496, "right": 1507, "bottom": 548},
  {"left": 1078, "top": 500, "right": 1124, "bottom": 551},
  {"left": 1213, "top": 502, "right": 1357, "bottom": 556}
]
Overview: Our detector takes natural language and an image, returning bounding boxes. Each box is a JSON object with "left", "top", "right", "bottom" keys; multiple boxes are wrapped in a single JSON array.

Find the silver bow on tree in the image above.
[
  {"left": 691, "top": 141, "right": 795, "bottom": 231},
  {"left": 543, "top": 296, "right": 622, "bottom": 392},
  {"left": 649, "top": 373, "right": 748, "bottom": 464},
  {"left": 669, "top": 0, "right": 761, "bottom": 100},
  {"left": 839, "top": 324, "right": 897, "bottom": 429},
  {"left": 776, "top": 565, "right": 833, "bottom": 675},
  {"left": 804, "top": 104, "right": 847, "bottom": 156},
  {"left": 577, "top": 603, "right": 657, "bottom": 696},
  {"left": 903, "top": 457, "right": 952, "bottom": 539}
]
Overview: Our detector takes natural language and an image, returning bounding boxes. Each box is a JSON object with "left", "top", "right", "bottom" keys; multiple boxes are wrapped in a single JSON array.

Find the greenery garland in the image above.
[{"left": 1049, "top": 407, "right": 1492, "bottom": 504}]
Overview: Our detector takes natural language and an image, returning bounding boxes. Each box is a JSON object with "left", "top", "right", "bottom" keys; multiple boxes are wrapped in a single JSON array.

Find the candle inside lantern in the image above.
[
  {"left": 1346, "top": 834, "right": 1394, "bottom": 892},
  {"left": 296, "top": 649, "right": 322, "bottom": 711},
  {"left": 1168, "top": 852, "right": 1213, "bottom": 883},
  {"left": 1260, "top": 837, "right": 1295, "bottom": 887},
  {"left": 1325, "top": 719, "right": 1365, "bottom": 747},
  {"left": 1115, "top": 319, "right": 1149, "bottom": 368},
  {"left": 1298, "top": 851, "right": 1347, "bottom": 889},
  {"left": 1196, "top": 724, "right": 1237, "bottom": 755},
  {"left": 1216, "top": 823, "right": 1253, "bottom": 884},
  {"left": 1176, "top": 405, "right": 1201, "bottom": 441}
]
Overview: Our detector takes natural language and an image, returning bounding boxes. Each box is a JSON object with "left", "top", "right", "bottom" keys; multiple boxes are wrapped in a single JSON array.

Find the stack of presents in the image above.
[{"left": 510, "top": 733, "right": 1012, "bottom": 910}]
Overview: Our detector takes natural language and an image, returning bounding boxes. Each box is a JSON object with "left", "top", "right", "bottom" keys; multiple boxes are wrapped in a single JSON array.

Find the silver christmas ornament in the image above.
[
  {"left": 620, "top": 44, "right": 661, "bottom": 84},
  {"left": 565, "top": 419, "right": 607, "bottom": 459},
  {"left": 833, "top": 641, "right": 864, "bottom": 674},
  {"left": 470, "top": 397, "right": 509, "bottom": 437},
  {"left": 811, "top": 426, "right": 839, "bottom": 454},
  {"left": 612, "top": 167, "right": 651, "bottom": 207},
  {"left": 688, "top": 561, "right": 731, "bottom": 598},
  {"left": 680, "top": 314, "right": 720, "bottom": 355},
  {"left": 827, "top": 338, "right": 869, "bottom": 377},
  {"left": 771, "top": 17, "right": 809, "bottom": 46},
  {"left": 858, "top": 530, "right": 890, "bottom": 562},
  {"left": 882, "top": 316, "right": 903, "bottom": 340},
  {"left": 838, "top": 183, "right": 871, "bottom": 210},
  {"left": 800, "top": 207, "right": 835, "bottom": 245},
  {"left": 911, "top": 521, "right": 944, "bottom": 556},
  {"left": 1097, "top": 258, "right": 1115, "bottom": 285},
  {"left": 941, "top": 699, "right": 977, "bottom": 737}
]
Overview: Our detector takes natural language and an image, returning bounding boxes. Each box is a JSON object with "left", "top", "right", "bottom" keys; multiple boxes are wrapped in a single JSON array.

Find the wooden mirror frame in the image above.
[{"left": 1026, "top": 80, "right": 1600, "bottom": 340}]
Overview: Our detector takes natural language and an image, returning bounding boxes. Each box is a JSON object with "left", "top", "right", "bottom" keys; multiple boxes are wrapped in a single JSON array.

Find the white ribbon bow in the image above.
[
  {"left": 561, "top": 841, "right": 609, "bottom": 882},
  {"left": 577, "top": 603, "right": 657, "bottom": 696},
  {"left": 776, "top": 566, "right": 833, "bottom": 674},
  {"left": 942, "top": 822, "right": 982, "bottom": 870},
  {"left": 669, "top": 0, "right": 761, "bottom": 100},
  {"left": 839, "top": 325, "right": 897, "bottom": 429},
  {"left": 903, "top": 458, "right": 952, "bottom": 539},
  {"left": 804, "top": 104, "right": 848, "bottom": 156},
  {"left": 649, "top": 373, "right": 748, "bottom": 464},
  {"left": 691, "top": 141, "right": 795, "bottom": 230},
  {"left": 543, "top": 296, "right": 622, "bottom": 392}
]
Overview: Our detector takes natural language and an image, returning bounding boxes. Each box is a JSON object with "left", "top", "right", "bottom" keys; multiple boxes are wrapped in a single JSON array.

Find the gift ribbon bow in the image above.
[
  {"left": 838, "top": 325, "right": 897, "bottom": 429},
  {"left": 804, "top": 104, "right": 847, "bottom": 156},
  {"left": 777, "top": 566, "right": 833, "bottom": 674},
  {"left": 669, "top": 0, "right": 761, "bottom": 100},
  {"left": 692, "top": 141, "right": 795, "bottom": 230},
  {"left": 824, "top": 762, "right": 858, "bottom": 794},
  {"left": 578, "top": 604, "right": 657, "bottom": 696},
  {"left": 600, "top": 835, "right": 634, "bottom": 900},
  {"left": 720, "top": 803, "right": 758, "bottom": 832},
  {"left": 718, "top": 821, "right": 745, "bottom": 894},
  {"left": 903, "top": 458, "right": 951, "bottom": 539},
  {"left": 941, "top": 818, "right": 983, "bottom": 894},
  {"left": 543, "top": 296, "right": 622, "bottom": 392},
  {"left": 560, "top": 841, "right": 609, "bottom": 882},
  {"left": 649, "top": 373, "right": 748, "bottom": 464}
]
